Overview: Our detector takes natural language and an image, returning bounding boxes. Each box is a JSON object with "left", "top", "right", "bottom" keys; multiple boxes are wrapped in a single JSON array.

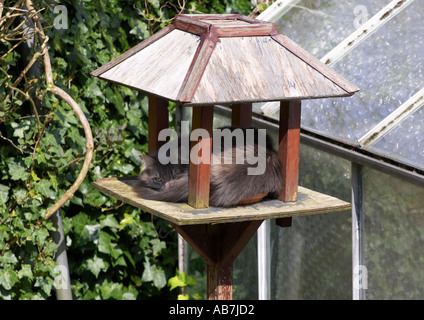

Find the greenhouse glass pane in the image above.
[
  {"left": 276, "top": 0, "right": 391, "bottom": 58},
  {"left": 300, "top": 1, "right": 424, "bottom": 144},
  {"left": 271, "top": 144, "right": 352, "bottom": 299},
  {"left": 363, "top": 167, "right": 424, "bottom": 299},
  {"left": 367, "top": 106, "right": 424, "bottom": 170}
]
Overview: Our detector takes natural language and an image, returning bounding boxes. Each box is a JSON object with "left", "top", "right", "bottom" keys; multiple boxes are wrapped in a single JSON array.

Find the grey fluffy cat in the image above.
[{"left": 133, "top": 128, "right": 283, "bottom": 207}]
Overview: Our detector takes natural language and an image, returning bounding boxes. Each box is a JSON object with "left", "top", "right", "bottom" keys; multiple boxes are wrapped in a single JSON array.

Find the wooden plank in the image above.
[
  {"left": 177, "top": 35, "right": 218, "bottom": 103},
  {"left": 191, "top": 36, "right": 350, "bottom": 105},
  {"left": 278, "top": 100, "right": 301, "bottom": 202},
  {"left": 174, "top": 15, "right": 210, "bottom": 36},
  {"left": 188, "top": 106, "right": 214, "bottom": 208},
  {"left": 90, "top": 24, "right": 175, "bottom": 77},
  {"left": 91, "top": 177, "right": 351, "bottom": 226},
  {"left": 172, "top": 224, "right": 217, "bottom": 265},
  {"left": 231, "top": 103, "right": 252, "bottom": 127},
  {"left": 271, "top": 33, "right": 359, "bottom": 94},
  {"left": 174, "top": 220, "right": 262, "bottom": 269},
  {"left": 148, "top": 95, "right": 169, "bottom": 153},
  {"left": 98, "top": 29, "right": 200, "bottom": 101},
  {"left": 212, "top": 21, "right": 277, "bottom": 37},
  {"left": 217, "top": 220, "right": 263, "bottom": 267}
]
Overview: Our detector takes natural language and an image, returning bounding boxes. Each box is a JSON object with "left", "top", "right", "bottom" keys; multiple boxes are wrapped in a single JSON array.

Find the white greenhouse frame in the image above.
[{"left": 257, "top": 0, "right": 423, "bottom": 300}]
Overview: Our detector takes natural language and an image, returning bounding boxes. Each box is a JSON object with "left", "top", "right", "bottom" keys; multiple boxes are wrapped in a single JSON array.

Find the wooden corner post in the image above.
[
  {"left": 278, "top": 100, "right": 301, "bottom": 202},
  {"left": 148, "top": 95, "right": 169, "bottom": 153},
  {"left": 231, "top": 103, "right": 252, "bottom": 127},
  {"left": 188, "top": 106, "right": 214, "bottom": 208},
  {"left": 277, "top": 100, "right": 301, "bottom": 227}
]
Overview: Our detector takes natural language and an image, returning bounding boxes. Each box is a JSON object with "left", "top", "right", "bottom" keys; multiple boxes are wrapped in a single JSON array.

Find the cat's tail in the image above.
[{"left": 133, "top": 175, "right": 189, "bottom": 203}]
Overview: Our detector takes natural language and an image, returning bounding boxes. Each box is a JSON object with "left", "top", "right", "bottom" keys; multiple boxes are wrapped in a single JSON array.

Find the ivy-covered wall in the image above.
[{"left": 0, "top": 0, "right": 255, "bottom": 299}]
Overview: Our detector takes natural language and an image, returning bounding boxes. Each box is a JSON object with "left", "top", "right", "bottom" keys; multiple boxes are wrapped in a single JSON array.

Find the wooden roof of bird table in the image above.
[{"left": 91, "top": 14, "right": 358, "bottom": 105}]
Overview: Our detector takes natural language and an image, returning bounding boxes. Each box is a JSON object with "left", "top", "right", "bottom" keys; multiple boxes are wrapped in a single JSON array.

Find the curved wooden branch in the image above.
[
  {"left": 45, "top": 86, "right": 94, "bottom": 219},
  {"left": 25, "top": 0, "right": 94, "bottom": 219}
]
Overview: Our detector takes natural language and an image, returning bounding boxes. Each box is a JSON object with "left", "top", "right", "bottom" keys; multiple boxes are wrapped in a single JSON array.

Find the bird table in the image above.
[{"left": 91, "top": 14, "right": 358, "bottom": 300}]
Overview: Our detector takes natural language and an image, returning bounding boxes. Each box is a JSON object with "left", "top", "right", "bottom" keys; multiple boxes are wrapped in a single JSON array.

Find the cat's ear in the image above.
[{"left": 139, "top": 154, "right": 156, "bottom": 169}]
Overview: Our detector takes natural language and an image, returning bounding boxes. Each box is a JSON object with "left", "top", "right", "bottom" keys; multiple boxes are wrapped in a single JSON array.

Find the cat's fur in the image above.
[{"left": 133, "top": 128, "right": 283, "bottom": 207}]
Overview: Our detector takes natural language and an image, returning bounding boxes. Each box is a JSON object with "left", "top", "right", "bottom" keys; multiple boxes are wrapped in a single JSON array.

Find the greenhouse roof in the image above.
[{"left": 257, "top": 0, "right": 424, "bottom": 175}]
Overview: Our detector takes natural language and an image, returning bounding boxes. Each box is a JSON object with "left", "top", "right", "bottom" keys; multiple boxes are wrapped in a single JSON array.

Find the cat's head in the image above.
[{"left": 137, "top": 154, "right": 188, "bottom": 190}]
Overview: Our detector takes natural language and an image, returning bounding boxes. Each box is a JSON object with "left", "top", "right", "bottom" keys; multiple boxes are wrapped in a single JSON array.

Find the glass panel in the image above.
[
  {"left": 271, "top": 1, "right": 424, "bottom": 146},
  {"left": 271, "top": 144, "right": 352, "bottom": 299},
  {"left": 276, "top": 0, "right": 391, "bottom": 58},
  {"left": 301, "top": 1, "right": 424, "bottom": 144},
  {"left": 362, "top": 167, "right": 424, "bottom": 299},
  {"left": 367, "top": 106, "right": 424, "bottom": 170}
]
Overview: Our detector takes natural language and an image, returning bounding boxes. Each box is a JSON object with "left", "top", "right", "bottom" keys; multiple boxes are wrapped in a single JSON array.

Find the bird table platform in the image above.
[
  {"left": 92, "top": 177, "right": 350, "bottom": 299},
  {"left": 91, "top": 14, "right": 358, "bottom": 300}
]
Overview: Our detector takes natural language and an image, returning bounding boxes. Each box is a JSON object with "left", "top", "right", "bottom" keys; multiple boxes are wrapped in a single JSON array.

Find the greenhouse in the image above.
[
  {"left": 1, "top": 0, "right": 424, "bottom": 301},
  {"left": 229, "top": 0, "right": 424, "bottom": 300}
]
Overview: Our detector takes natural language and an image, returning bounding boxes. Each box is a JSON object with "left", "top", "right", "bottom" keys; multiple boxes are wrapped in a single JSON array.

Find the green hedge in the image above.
[{"left": 1, "top": 0, "right": 254, "bottom": 299}]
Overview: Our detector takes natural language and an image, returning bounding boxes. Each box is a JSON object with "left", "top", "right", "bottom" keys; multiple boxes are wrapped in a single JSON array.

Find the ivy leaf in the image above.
[
  {"left": 34, "top": 180, "right": 56, "bottom": 199},
  {"left": 18, "top": 264, "right": 34, "bottom": 280},
  {"left": 168, "top": 269, "right": 197, "bottom": 291},
  {"left": 118, "top": 213, "right": 135, "bottom": 229},
  {"left": 8, "top": 162, "right": 29, "bottom": 181},
  {"left": 0, "top": 184, "right": 10, "bottom": 204},
  {"left": 0, "top": 251, "right": 18, "bottom": 264},
  {"left": 150, "top": 238, "right": 166, "bottom": 257},
  {"left": 99, "top": 279, "right": 123, "bottom": 299},
  {"left": 86, "top": 255, "right": 108, "bottom": 278},
  {"left": 100, "top": 215, "right": 119, "bottom": 229},
  {"left": 34, "top": 276, "right": 53, "bottom": 296},
  {"left": 142, "top": 260, "right": 166, "bottom": 289},
  {"left": 0, "top": 267, "right": 19, "bottom": 290},
  {"left": 67, "top": 126, "right": 85, "bottom": 147},
  {"left": 11, "top": 120, "right": 30, "bottom": 139},
  {"left": 98, "top": 231, "right": 122, "bottom": 259}
]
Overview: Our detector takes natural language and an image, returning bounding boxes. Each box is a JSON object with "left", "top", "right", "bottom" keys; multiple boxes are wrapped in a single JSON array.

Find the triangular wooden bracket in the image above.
[{"left": 172, "top": 220, "right": 263, "bottom": 267}]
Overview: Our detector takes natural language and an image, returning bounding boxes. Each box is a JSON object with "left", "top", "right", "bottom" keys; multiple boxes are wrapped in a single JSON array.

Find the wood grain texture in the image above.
[
  {"left": 271, "top": 33, "right": 359, "bottom": 94},
  {"left": 91, "top": 177, "right": 351, "bottom": 226},
  {"left": 176, "top": 14, "right": 277, "bottom": 37},
  {"left": 231, "top": 103, "right": 252, "bottom": 128},
  {"left": 99, "top": 29, "right": 200, "bottom": 101},
  {"left": 191, "top": 36, "right": 350, "bottom": 105},
  {"left": 93, "top": 14, "right": 358, "bottom": 106},
  {"left": 278, "top": 100, "right": 301, "bottom": 202},
  {"left": 188, "top": 106, "right": 214, "bottom": 208},
  {"left": 90, "top": 24, "right": 175, "bottom": 77},
  {"left": 207, "top": 264, "right": 233, "bottom": 300},
  {"left": 176, "top": 35, "right": 218, "bottom": 102},
  {"left": 148, "top": 95, "right": 169, "bottom": 153}
]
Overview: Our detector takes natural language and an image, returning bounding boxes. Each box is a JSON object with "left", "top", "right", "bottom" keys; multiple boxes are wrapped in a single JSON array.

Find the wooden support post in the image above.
[
  {"left": 188, "top": 106, "right": 214, "bottom": 208},
  {"left": 276, "top": 100, "right": 301, "bottom": 227},
  {"left": 173, "top": 220, "right": 263, "bottom": 300},
  {"left": 231, "top": 103, "right": 252, "bottom": 127},
  {"left": 148, "top": 95, "right": 169, "bottom": 153},
  {"left": 278, "top": 100, "right": 301, "bottom": 202},
  {"left": 208, "top": 264, "right": 233, "bottom": 300}
]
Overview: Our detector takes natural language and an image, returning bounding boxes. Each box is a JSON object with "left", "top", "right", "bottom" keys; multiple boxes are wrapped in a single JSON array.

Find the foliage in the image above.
[
  {"left": 1, "top": 0, "right": 254, "bottom": 299},
  {"left": 167, "top": 269, "right": 201, "bottom": 300}
]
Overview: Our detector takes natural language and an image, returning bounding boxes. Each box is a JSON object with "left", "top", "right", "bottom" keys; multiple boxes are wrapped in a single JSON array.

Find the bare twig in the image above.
[{"left": 25, "top": 0, "right": 94, "bottom": 219}]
